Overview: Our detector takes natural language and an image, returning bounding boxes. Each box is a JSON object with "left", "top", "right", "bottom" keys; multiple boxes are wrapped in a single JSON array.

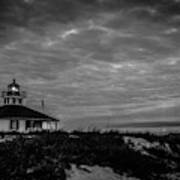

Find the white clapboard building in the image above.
[{"left": 0, "top": 79, "right": 60, "bottom": 132}]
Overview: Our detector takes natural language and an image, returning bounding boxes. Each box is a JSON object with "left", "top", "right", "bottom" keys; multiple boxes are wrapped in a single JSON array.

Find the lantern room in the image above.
[{"left": 1, "top": 79, "right": 26, "bottom": 105}]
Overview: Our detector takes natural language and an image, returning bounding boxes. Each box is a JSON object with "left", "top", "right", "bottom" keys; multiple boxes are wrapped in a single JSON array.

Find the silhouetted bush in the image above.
[{"left": 0, "top": 131, "right": 179, "bottom": 180}]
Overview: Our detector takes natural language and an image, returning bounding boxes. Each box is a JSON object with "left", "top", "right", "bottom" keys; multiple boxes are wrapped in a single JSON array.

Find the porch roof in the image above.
[{"left": 0, "top": 105, "right": 58, "bottom": 121}]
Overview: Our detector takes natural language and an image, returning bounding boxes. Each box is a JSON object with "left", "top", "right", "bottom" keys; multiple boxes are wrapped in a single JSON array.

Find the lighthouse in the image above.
[
  {"left": 0, "top": 79, "right": 60, "bottom": 132},
  {"left": 2, "top": 79, "right": 26, "bottom": 105}
]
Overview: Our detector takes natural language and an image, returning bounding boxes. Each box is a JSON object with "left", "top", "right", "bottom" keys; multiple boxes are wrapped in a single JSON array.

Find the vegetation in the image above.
[{"left": 0, "top": 131, "right": 179, "bottom": 180}]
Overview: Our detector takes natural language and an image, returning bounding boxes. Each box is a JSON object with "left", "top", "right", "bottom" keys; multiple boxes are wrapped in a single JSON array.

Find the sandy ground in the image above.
[{"left": 66, "top": 165, "right": 139, "bottom": 180}]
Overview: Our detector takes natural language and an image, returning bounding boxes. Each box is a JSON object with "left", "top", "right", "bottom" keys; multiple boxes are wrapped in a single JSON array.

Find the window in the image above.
[
  {"left": 26, "top": 121, "right": 42, "bottom": 131},
  {"left": 26, "top": 121, "right": 34, "bottom": 130},
  {"left": 12, "top": 98, "right": 16, "bottom": 104},
  {"left": 10, "top": 120, "right": 19, "bottom": 130},
  {"left": 19, "top": 99, "right": 22, "bottom": 104},
  {"left": 34, "top": 121, "right": 42, "bottom": 129}
]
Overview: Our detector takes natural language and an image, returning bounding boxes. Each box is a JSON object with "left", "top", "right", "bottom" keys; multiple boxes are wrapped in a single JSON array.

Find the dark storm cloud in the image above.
[
  {"left": 1, "top": 0, "right": 180, "bottom": 27},
  {"left": 0, "top": 0, "right": 98, "bottom": 26}
]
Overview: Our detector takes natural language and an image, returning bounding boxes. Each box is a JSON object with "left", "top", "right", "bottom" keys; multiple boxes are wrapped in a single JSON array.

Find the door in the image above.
[{"left": 10, "top": 120, "right": 19, "bottom": 130}]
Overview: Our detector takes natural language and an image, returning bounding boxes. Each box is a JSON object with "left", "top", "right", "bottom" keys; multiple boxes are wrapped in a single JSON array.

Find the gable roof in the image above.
[{"left": 0, "top": 105, "right": 58, "bottom": 121}]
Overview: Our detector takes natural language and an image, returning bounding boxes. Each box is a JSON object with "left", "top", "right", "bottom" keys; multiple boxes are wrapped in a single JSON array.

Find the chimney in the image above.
[{"left": 41, "top": 99, "right": 45, "bottom": 112}]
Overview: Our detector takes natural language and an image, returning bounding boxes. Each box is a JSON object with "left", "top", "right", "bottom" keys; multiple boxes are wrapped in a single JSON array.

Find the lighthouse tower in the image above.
[{"left": 1, "top": 79, "right": 26, "bottom": 105}]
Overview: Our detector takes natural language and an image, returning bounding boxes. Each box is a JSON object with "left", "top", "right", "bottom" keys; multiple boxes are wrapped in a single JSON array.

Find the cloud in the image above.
[
  {"left": 61, "top": 29, "right": 79, "bottom": 39},
  {"left": 164, "top": 28, "right": 178, "bottom": 35},
  {"left": 1, "top": 0, "right": 180, "bottom": 130},
  {"left": 1, "top": 0, "right": 180, "bottom": 28}
]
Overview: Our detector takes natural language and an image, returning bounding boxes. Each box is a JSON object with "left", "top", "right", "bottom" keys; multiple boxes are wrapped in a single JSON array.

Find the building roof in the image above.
[{"left": 0, "top": 105, "right": 58, "bottom": 121}]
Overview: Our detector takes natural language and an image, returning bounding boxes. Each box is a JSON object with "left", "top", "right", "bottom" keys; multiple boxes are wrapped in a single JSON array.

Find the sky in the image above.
[{"left": 0, "top": 0, "right": 180, "bottom": 130}]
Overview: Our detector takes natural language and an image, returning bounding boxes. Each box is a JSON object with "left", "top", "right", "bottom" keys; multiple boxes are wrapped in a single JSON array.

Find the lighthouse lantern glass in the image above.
[{"left": 11, "top": 86, "right": 18, "bottom": 92}]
